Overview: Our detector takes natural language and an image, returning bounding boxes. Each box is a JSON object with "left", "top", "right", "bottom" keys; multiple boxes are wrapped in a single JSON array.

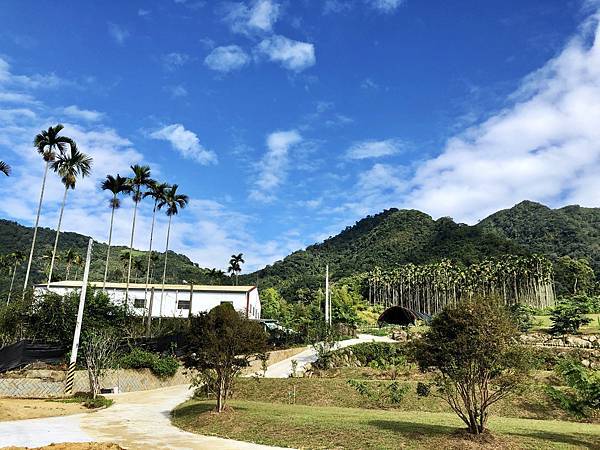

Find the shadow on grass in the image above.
[
  {"left": 508, "top": 431, "right": 599, "bottom": 449},
  {"left": 369, "top": 419, "right": 456, "bottom": 439},
  {"left": 171, "top": 401, "right": 251, "bottom": 420}
]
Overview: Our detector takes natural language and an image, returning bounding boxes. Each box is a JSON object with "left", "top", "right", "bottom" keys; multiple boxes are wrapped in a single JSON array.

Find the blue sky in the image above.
[{"left": 1, "top": 0, "right": 599, "bottom": 272}]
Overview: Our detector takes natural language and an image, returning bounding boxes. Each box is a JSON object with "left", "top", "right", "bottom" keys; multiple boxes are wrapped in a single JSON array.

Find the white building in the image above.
[{"left": 36, "top": 281, "right": 261, "bottom": 320}]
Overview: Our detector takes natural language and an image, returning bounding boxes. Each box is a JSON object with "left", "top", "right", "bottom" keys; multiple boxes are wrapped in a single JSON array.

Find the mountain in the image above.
[
  {"left": 478, "top": 200, "right": 600, "bottom": 273},
  {"left": 0, "top": 219, "right": 222, "bottom": 294},
  {"left": 242, "top": 208, "right": 526, "bottom": 298}
]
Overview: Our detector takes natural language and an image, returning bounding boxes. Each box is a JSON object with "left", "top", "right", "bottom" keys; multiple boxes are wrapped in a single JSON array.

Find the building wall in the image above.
[{"left": 36, "top": 286, "right": 261, "bottom": 319}]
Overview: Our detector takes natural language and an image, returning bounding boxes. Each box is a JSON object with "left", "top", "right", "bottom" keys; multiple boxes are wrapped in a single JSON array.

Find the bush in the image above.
[
  {"left": 314, "top": 342, "right": 407, "bottom": 370},
  {"left": 347, "top": 379, "right": 409, "bottom": 406},
  {"left": 550, "top": 297, "right": 592, "bottom": 335},
  {"left": 546, "top": 359, "right": 600, "bottom": 419},
  {"left": 82, "top": 395, "right": 113, "bottom": 409},
  {"left": 509, "top": 303, "right": 535, "bottom": 332},
  {"left": 119, "top": 348, "right": 179, "bottom": 378}
]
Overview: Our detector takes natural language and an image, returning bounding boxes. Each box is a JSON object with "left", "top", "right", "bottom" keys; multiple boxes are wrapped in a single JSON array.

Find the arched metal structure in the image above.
[{"left": 378, "top": 306, "right": 431, "bottom": 326}]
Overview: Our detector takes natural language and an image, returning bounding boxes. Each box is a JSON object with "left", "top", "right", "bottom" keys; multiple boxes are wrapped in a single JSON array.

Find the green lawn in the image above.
[
  {"left": 172, "top": 399, "right": 600, "bottom": 449},
  {"left": 532, "top": 314, "right": 600, "bottom": 334}
]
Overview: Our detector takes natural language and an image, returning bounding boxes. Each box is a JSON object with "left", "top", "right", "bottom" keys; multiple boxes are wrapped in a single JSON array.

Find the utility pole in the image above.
[
  {"left": 65, "top": 238, "right": 93, "bottom": 395},
  {"left": 146, "top": 287, "right": 155, "bottom": 337},
  {"left": 325, "top": 264, "right": 330, "bottom": 326}
]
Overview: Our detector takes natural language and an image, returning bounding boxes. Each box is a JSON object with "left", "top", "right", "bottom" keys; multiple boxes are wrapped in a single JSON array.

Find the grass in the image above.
[
  {"left": 532, "top": 314, "right": 600, "bottom": 334},
  {"left": 52, "top": 392, "right": 114, "bottom": 409},
  {"left": 172, "top": 399, "right": 600, "bottom": 450}
]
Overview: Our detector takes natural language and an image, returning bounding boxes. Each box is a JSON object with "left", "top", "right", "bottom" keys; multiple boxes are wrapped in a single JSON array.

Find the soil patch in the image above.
[{"left": 0, "top": 399, "right": 87, "bottom": 421}]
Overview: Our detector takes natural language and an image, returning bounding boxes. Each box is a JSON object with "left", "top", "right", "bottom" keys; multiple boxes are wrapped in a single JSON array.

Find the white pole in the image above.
[
  {"left": 325, "top": 264, "right": 330, "bottom": 326},
  {"left": 65, "top": 238, "right": 93, "bottom": 394}
]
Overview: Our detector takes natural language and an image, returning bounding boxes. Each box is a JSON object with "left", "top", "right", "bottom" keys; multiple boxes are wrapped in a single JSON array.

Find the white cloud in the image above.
[
  {"left": 138, "top": 9, "right": 151, "bottom": 16},
  {"left": 256, "top": 35, "right": 316, "bottom": 71},
  {"left": 249, "top": 130, "right": 302, "bottom": 202},
  {"left": 165, "top": 85, "right": 188, "bottom": 98},
  {"left": 108, "top": 23, "right": 130, "bottom": 45},
  {"left": 204, "top": 45, "right": 249, "bottom": 72},
  {"left": 0, "top": 57, "right": 64, "bottom": 90},
  {"left": 366, "top": 0, "right": 405, "bottom": 13},
  {"left": 323, "top": 0, "right": 354, "bottom": 14},
  {"left": 63, "top": 105, "right": 105, "bottom": 122},
  {"left": 0, "top": 92, "right": 38, "bottom": 104},
  {"left": 346, "top": 138, "right": 403, "bottom": 159},
  {"left": 223, "top": 0, "right": 280, "bottom": 34},
  {"left": 161, "top": 52, "right": 190, "bottom": 71},
  {"left": 150, "top": 124, "right": 217, "bottom": 165}
]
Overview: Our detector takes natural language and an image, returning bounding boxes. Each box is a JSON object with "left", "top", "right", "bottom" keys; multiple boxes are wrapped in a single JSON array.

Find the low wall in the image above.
[{"left": 0, "top": 347, "right": 306, "bottom": 398}]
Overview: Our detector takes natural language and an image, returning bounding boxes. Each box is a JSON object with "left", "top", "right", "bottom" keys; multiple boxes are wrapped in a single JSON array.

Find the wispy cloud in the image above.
[
  {"left": 164, "top": 85, "right": 188, "bottom": 98},
  {"left": 108, "top": 23, "right": 130, "bottom": 45},
  {"left": 161, "top": 52, "right": 191, "bottom": 71},
  {"left": 150, "top": 124, "right": 218, "bottom": 165},
  {"left": 346, "top": 138, "right": 403, "bottom": 159},
  {"left": 63, "top": 105, "right": 105, "bottom": 122},
  {"left": 204, "top": 45, "right": 249, "bottom": 72},
  {"left": 222, "top": 0, "right": 280, "bottom": 35},
  {"left": 366, "top": 0, "right": 405, "bottom": 13},
  {"left": 249, "top": 130, "right": 302, "bottom": 202},
  {"left": 256, "top": 35, "right": 316, "bottom": 71},
  {"left": 0, "top": 57, "right": 64, "bottom": 90}
]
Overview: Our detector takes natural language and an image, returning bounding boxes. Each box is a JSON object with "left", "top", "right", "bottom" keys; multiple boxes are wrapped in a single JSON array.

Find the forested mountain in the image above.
[
  {"left": 242, "top": 208, "right": 527, "bottom": 297},
  {"left": 0, "top": 219, "right": 222, "bottom": 294}
]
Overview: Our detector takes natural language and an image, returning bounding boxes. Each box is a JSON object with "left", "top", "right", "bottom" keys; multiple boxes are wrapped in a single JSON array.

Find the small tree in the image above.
[
  {"left": 81, "top": 329, "right": 119, "bottom": 398},
  {"left": 411, "top": 297, "right": 532, "bottom": 435},
  {"left": 550, "top": 297, "right": 592, "bottom": 335},
  {"left": 183, "top": 303, "right": 267, "bottom": 412}
]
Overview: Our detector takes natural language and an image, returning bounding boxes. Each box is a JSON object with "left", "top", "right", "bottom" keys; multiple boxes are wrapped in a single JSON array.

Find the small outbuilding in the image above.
[{"left": 377, "top": 306, "right": 431, "bottom": 327}]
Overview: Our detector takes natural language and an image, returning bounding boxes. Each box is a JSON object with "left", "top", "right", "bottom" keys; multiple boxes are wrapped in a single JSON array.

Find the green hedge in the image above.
[{"left": 119, "top": 348, "right": 179, "bottom": 378}]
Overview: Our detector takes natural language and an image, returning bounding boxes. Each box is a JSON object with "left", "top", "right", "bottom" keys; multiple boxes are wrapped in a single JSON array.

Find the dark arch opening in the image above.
[{"left": 378, "top": 306, "right": 432, "bottom": 327}]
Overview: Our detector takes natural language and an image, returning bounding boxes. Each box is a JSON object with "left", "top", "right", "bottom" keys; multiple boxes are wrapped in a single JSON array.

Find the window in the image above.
[
  {"left": 133, "top": 298, "right": 145, "bottom": 309},
  {"left": 178, "top": 300, "right": 190, "bottom": 310}
]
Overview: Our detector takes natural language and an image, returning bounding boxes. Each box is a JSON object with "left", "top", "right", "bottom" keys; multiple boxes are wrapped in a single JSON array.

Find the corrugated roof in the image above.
[{"left": 36, "top": 281, "right": 256, "bottom": 293}]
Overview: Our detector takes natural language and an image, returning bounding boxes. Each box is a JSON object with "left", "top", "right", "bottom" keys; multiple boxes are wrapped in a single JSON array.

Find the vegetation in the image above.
[
  {"left": 119, "top": 348, "right": 179, "bottom": 378},
  {"left": 182, "top": 303, "right": 267, "bottom": 412},
  {"left": 546, "top": 359, "right": 600, "bottom": 419},
  {"left": 411, "top": 297, "right": 533, "bottom": 434},
  {"left": 227, "top": 253, "right": 244, "bottom": 285},
  {"left": 81, "top": 329, "right": 119, "bottom": 398},
  {"left": 0, "top": 161, "right": 11, "bottom": 176},
  {"left": 550, "top": 296, "right": 593, "bottom": 335}
]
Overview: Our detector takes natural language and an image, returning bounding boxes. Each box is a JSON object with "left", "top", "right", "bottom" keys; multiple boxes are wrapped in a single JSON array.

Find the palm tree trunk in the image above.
[
  {"left": 7, "top": 265, "right": 17, "bottom": 305},
  {"left": 125, "top": 197, "right": 139, "bottom": 304},
  {"left": 66, "top": 264, "right": 71, "bottom": 280},
  {"left": 22, "top": 160, "right": 50, "bottom": 299},
  {"left": 159, "top": 215, "right": 173, "bottom": 327},
  {"left": 47, "top": 186, "right": 69, "bottom": 288},
  {"left": 143, "top": 202, "right": 158, "bottom": 305},
  {"left": 102, "top": 199, "right": 117, "bottom": 290}
]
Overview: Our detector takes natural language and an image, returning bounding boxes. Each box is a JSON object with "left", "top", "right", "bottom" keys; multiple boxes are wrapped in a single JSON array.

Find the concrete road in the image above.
[
  {"left": 0, "top": 385, "right": 286, "bottom": 449},
  {"left": 262, "top": 333, "right": 396, "bottom": 378}
]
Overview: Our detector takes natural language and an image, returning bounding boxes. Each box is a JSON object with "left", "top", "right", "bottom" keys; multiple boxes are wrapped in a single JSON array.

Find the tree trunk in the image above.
[
  {"left": 102, "top": 199, "right": 117, "bottom": 290},
  {"left": 7, "top": 265, "right": 17, "bottom": 305},
  {"left": 47, "top": 187, "right": 69, "bottom": 288},
  {"left": 125, "top": 195, "right": 140, "bottom": 305},
  {"left": 159, "top": 215, "right": 172, "bottom": 327},
  {"left": 144, "top": 202, "right": 158, "bottom": 308},
  {"left": 23, "top": 160, "right": 50, "bottom": 298}
]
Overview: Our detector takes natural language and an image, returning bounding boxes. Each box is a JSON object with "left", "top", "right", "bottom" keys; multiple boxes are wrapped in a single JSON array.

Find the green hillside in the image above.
[
  {"left": 0, "top": 219, "right": 224, "bottom": 295},
  {"left": 478, "top": 200, "right": 600, "bottom": 273},
  {"left": 242, "top": 208, "right": 527, "bottom": 297}
]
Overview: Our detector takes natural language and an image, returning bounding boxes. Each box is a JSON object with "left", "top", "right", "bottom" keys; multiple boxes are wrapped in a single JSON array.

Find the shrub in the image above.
[
  {"left": 347, "top": 379, "right": 409, "bottom": 406},
  {"left": 119, "top": 348, "right": 179, "bottom": 378},
  {"left": 509, "top": 303, "right": 535, "bottom": 332},
  {"left": 82, "top": 395, "right": 113, "bottom": 409},
  {"left": 546, "top": 359, "right": 600, "bottom": 419},
  {"left": 550, "top": 297, "right": 592, "bottom": 335}
]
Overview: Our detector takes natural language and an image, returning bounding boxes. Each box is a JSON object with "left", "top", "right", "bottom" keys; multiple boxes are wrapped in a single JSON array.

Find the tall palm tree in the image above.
[
  {"left": 64, "top": 248, "right": 76, "bottom": 279},
  {"left": 142, "top": 181, "right": 169, "bottom": 300},
  {"left": 101, "top": 174, "right": 132, "bottom": 289},
  {"left": 6, "top": 251, "right": 25, "bottom": 304},
  {"left": 46, "top": 146, "right": 93, "bottom": 287},
  {"left": 158, "top": 184, "right": 189, "bottom": 323},
  {"left": 228, "top": 253, "right": 245, "bottom": 286},
  {"left": 23, "top": 124, "right": 76, "bottom": 298},
  {"left": 125, "top": 165, "right": 153, "bottom": 302},
  {"left": 0, "top": 161, "right": 10, "bottom": 176}
]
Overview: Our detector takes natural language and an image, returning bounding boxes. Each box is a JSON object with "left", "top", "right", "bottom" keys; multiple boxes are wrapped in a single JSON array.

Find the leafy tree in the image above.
[
  {"left": 330, "top": 284, "right": 362, "bottom": 327},
  {"left": 260, "top": 287, "right": 286, "bottom": 320},
  {"left": 46, "top": 145, "right": 93, "bottom": 286},
  {"left": 101, "top": 174, "right": 132, "bottom": 288},
  {"left": 546, "top": 359, "right": 600, "bottom": 418},
  {"left": 554, "top": 256, "right": 595, "bottom": 295},
  {"left": 411, "top": 296, "right": 533, "bottom": 435},
  {"left": 0, "top": 161, "right": 10, "bottom": 176},
  {"left": 183, "top": 303, "right": 267, "bottom": 412},
  {"left": 23, "top": 124, "right": 76, "bottom": 296},
  {"left": 549, "top": 297, "right": 592, "bottom": 335},
  {"left": 508, "top": 303, "right": 535, "bottom": 333},
  {"left": 81, "top": 329, "right": 119, "bottom": 398}
]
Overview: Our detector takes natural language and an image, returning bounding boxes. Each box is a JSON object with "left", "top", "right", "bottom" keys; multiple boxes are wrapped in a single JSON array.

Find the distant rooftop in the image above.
[{"left": 37, "top": 280, "right": 256, "bottom": 293}]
